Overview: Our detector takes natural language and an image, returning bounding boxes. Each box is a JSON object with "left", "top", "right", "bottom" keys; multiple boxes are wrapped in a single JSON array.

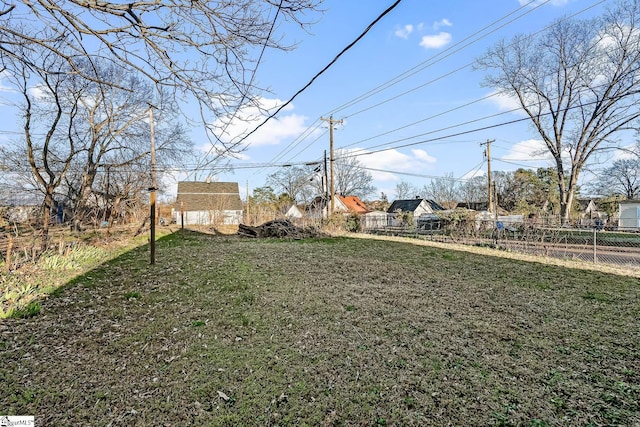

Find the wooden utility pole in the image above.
[
  {"left": 321, "top": 116, "right": 343, "bottom": 215},
  {"left": 149, "top": 105, "right": 157, "bottom": 265},
  {"left": 245, "top": 179, "right": 249, "bottom": 224},
  {"left": 481, "top": 139, "right": 495, "bottom": 213},
  {"left": 323, "top": 150, "right": 329, "bottom": 219}
]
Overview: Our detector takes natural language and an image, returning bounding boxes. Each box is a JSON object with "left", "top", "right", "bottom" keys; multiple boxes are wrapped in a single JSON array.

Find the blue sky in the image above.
[
  {"left": 0, "top": 0, "right": 631, "bottom": 202},
  {"left": 192, "top": 0, "right": 624, "bottom": 200}
]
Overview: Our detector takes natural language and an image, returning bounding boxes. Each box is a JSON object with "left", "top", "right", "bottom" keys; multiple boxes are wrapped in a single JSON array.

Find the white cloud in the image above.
[
  {"left": 419, "top": 32, "right": 452, "bottom": 49},
  {"left": 0, "top": 71, "right": 14, "bottom": 93},
  {"left": 412, "top": 148, "right": 436, "bottom": 163},
  {"left": 612, "top": 144, "right": 640, "bottom": 161},
  {"left": 394, "top": 24, "right": 414, "bottom": 39},
  {"left": 206, "top": 97, "right": 308, "bottom": 149},
  {"left": 433, "top": 18, "right": 452, "bottom": 31},
  {"left": 349, "top": 147, "right": 437, "bottom": 182},
  {"left": 500, "top": 139, "right": 554, "bottom": 166},
  {"left": 485, "top": 90, "right": 528, "bottom": 116},
  {"left": 27, "top": 84, "right": 49, "bottom": 100}
]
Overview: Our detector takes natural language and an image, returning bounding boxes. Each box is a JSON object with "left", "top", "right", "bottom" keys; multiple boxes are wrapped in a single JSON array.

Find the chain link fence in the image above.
[{"left": 365, "top": 218, "right": 640, "bottom": 268}]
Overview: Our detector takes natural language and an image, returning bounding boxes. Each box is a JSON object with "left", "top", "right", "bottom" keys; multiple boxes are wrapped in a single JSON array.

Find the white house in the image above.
[{"left": 387, "top": 198, "right": 444, "bottom": 226}]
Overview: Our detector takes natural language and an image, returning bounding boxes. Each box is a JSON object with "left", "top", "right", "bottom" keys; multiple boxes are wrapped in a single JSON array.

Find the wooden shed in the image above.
[{"left": 175, "top": 181, "right": 243, "bottom": 225}]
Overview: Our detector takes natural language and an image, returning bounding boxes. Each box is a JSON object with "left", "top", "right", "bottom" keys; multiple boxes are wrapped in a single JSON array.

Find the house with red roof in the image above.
[{"left": 336, "top": 195, "right": 370, "bottom": 214}]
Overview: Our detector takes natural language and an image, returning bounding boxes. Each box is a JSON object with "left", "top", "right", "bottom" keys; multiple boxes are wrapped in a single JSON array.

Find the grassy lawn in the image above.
[{"left": 1, "top": 230, "right": 639, "bottom": 426}]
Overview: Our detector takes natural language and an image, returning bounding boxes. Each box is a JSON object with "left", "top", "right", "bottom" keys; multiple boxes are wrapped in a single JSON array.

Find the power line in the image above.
[
  {"left": 279, "top": 0, "right": 606, "bottom": 164},
  {"left": 264, "top": 0, "right": 554, "bottom": 167},
  {"left": 251, "top": 118, "right": 326, "bottom": 176},
  {"left": 227, "top": 0, "right": 403, "bottom": 150},
  {"left": 354, "top": 163, "right": 483, "bottom": 183},
  {"left": 335, "top": 93, "right": 615, "bottom": 161},
  {"left": 332, "top": 0, "right": 607, "bottom": 152},
  {"left": 325, "top": 0, "right": 553, "bottom": 118},
  {"left": 187, "top": 0, "right": 284, "bottom": 178},
  {"left": 338, "top": 65, "right": 634, "bottom": 160},
  {"left": 340, "top": 93, "right": 498, "bottom": 150}
]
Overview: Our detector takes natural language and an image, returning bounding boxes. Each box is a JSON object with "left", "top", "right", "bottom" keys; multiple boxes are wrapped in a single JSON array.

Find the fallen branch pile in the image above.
[{"left": 238, "top": 219, "right": 323, "bottom": 239}]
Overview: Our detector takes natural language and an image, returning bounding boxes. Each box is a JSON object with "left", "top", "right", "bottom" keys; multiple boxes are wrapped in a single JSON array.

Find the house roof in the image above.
[
  {"left": 176, "top": 181, "right": 243, "bottom": 211},
  {"left": 577, "top": 199, "right": 597, "bottom": 211},
  {"left": 338, "top": 195, "right": 370, "bottom": 214},
  {"left": 387, "top": 198, "right": 444, "bottom": 213}
]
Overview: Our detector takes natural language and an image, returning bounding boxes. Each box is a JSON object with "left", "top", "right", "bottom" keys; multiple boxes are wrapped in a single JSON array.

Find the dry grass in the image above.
[{"left": 1, "top": 230, "right": 639, "bottom": 426}]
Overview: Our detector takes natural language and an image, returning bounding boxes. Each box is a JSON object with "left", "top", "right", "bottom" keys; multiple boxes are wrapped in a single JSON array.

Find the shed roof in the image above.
[{"left": 176, "top": 181, "right": 243, "bottom": 211}]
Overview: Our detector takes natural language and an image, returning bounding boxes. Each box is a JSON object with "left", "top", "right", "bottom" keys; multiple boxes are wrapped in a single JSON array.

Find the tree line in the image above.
[{"left": 0, "top": 0, "right": 322, "bottom": 248}]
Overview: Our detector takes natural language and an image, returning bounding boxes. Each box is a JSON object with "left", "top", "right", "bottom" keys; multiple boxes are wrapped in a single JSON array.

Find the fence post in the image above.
[{"left": 593, "top": 227, "right": 597, "bottom": 264}]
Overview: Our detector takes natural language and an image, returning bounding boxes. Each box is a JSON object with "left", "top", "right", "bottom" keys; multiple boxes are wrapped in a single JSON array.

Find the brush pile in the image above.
[{"left": 238, "top": 219, "right": 323, "bottom": 239}]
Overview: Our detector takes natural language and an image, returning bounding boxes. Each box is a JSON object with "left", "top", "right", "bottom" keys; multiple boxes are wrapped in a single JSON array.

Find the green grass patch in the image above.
[{"left": 1, "top": 233, "right": 639, "bottom": 425}]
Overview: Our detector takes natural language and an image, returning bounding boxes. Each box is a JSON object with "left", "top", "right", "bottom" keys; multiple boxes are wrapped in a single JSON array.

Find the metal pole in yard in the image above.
[{"left": 149, "top": 104, "right": 157, "bottom": 265}]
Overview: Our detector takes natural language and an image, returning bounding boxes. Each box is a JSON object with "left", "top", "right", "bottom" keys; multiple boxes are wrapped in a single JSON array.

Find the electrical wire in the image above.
[
  {"left": 187, "top": 0, "right": 284, "bottom": 178},
  {"left": 268, "top": 0, "right": 606, "bottom": 169},
  {"left": 261, "top": 0, "right": 553, "bottom": 167},
  {"left": 227, "top": 0, "right": 403, "bottom": 149},
  {"left": 325, "top": 0, "right": 553, "bottom": 117},
  {"left": 335, "top": 88, "right": 633, "bottom": 162}
]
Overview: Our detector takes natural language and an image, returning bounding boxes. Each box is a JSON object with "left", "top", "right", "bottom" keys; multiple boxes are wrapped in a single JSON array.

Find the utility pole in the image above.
[
  {"left": 149, "top": 104, "right": 157, "bottom": 265},
  {"left": 323, "top": 150, "right": 329, "bottom": 219},
  {"left": 321, "top": 115, "right": 343, "bottom": 215},
  {"left": 245, "top": 179, "right": 249, "bottom": 224},
  {"left": 481, "top": 139, "right": 495, "bottom": 213}
]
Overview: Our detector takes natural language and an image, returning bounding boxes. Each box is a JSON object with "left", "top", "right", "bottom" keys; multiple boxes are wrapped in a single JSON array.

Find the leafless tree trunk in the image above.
[
  {"left": 0, "top": 0, "right": 321, "bottom": 160},
  {"left": 1, "top": 39, "right": 77, "bottom": 250},
  {"left": 476, "top": 0, "right": 640, "bottom": 223}
]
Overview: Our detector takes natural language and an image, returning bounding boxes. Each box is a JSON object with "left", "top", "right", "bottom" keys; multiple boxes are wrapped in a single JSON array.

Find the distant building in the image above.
[
  {"left": 618, "top": 200, "right": 640, "bottom": 230},
  {"left": 336, "top": 195, "right": 370, "bottom": 214},
  {"left": 387, "top": 198, "right": 444, "bottom": 226},
  {"left": 285, "top": 205, "right": 305, "bottom": 220},
  {"left": 361, "top": 211, "right": 389, "bottom": 230},
  {"left": 175, "top": 181, "right": 243, "bottom": 225}
]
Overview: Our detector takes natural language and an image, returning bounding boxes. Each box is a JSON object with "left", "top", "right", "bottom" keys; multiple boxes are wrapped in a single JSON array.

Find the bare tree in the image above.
[
  {"left": 266, "top": 165, "right": 317, "bottom": 203},
  {"left": 594, "top": 158, "right": 640, "bottom": 199},
  {"left": 393, "top": 180, "right": 418, "bottom": 200},
  {"left": 476, "top": 0, "right": 640, "bottom": 223},
  {"left": 421, "top": 173, "right": 459, "bottom": 209},
  {"left": 458, "top": 176, "right": 486, "bottom": 206},
  {"left": 57, "top": 60, "right": 191, "bottom": 228},
  {"left": 0, "top": 0, "right": 322, "bottom": 160},
  {"left": 330, "top": 149, "right": 376, "bottom": 200},
  {"left": 0, "top": 39, "right": 77, "bottom": 248}
]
